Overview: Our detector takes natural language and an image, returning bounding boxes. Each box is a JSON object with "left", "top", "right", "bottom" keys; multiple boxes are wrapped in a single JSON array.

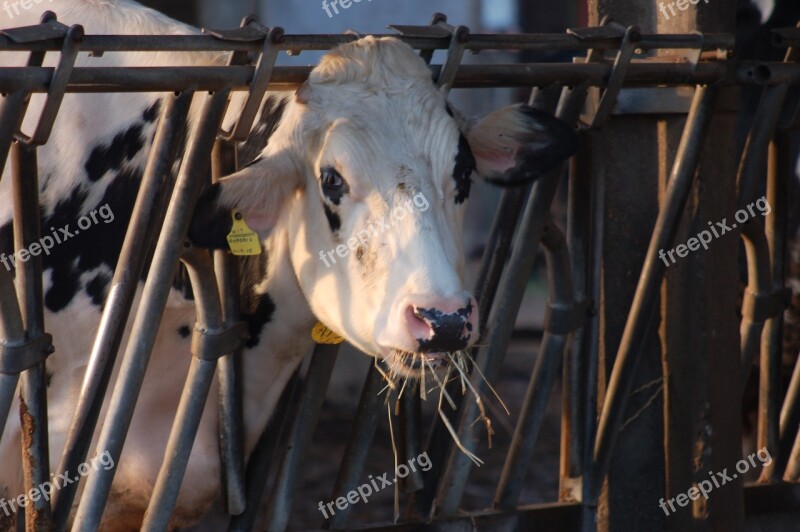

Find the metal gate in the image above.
[{"left": 1, "top": 9, "right": 800, "bottom": 531}]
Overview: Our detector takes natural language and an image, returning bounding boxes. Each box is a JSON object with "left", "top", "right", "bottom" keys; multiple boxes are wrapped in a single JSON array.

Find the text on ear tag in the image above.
[
  {"left": 226, "top": 209, "right": 262, "bottom": 256},
  {"left": 311, "top": 322, "right": 344, "bottom": 344}
]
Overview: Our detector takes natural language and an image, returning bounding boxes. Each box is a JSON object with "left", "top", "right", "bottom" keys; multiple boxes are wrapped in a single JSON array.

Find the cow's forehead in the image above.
[{"left": 319, "top": 112, "right": 459, "bottom": 189}]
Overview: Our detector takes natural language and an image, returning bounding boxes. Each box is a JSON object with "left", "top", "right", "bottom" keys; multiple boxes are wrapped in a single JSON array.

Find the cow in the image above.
[{"left": 0, "top": 0, "right": 577, "bottom": 528}]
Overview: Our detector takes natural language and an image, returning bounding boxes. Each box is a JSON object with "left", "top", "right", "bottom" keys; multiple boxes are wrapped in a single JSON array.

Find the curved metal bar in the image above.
[
  {"left": 212, "top": 140, "right": 247, "bottom": 516},
  {"left": 588, "top": 84, "right": 719, "bottom": 504},
  {"left": 433, "top": 85, "right": 587, "bottom": 516},
  {"left": 52, "top": 90, "right": 193, "bottom": 531},
  {"left": 73, "top": 90, "right": 230, "bottom": 531},
  {"left": 739, "top": 220, "right": 773, "bottom": 385},
  {"left": 327, "top": 365, "right": 385, "bottom": 529},
  {"left": 141, "top": 246, "right": 231, "bottom": 530},
  {"left": 11, "top": 140, "right": 53, "bottom": 529},
  {"left": 261, "top": 343, "right": 340, "bottom": 531},
  {"left": 494, "top": 222, "right": 577, "bottom": 509},
  {"left": 0, "top": 267, "right": 24, "bottom": 441}
]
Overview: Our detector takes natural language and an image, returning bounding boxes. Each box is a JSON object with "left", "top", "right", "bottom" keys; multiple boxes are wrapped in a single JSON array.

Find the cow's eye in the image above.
[{"left": 320, "top": 167, "right": 345, "bottom": 190}]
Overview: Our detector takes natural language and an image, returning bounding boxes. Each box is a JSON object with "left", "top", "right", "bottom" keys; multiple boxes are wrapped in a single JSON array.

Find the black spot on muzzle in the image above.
[{"left": 414, "top": 301, "right": 473, "bottom": 353}]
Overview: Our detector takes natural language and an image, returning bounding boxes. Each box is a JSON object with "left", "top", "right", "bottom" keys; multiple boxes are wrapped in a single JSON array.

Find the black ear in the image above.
[
  {"left": 188, "top": 147, "right": 301, "bottom": 250},
  {"left": 189, "top": 183, "right": 231, "bottom": 249},
  {"left": 466, "top": 104, "right": 578, "bottom": 186}
]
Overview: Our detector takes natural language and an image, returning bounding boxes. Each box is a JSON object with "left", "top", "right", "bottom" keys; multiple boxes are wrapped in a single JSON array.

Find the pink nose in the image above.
[{"left": 403, "top": 295, "right": 477, "bottom": 352}]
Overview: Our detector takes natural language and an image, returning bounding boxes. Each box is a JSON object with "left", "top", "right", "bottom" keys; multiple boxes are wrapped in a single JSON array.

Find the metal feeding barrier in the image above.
[{"left": 0, "top": 9, "right": 799, "bottom": 531}]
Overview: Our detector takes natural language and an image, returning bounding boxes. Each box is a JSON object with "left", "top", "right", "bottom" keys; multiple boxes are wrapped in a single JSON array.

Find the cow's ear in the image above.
[
  {"left": 466, "top": 104, "right": 578, "bottom": 186},
  {"left": 189, "top": 149, "right": 301, "bottom": 249}
]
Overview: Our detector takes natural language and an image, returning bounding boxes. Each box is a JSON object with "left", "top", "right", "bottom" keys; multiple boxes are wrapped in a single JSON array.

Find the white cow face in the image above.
[{"left": 191, "top": 37, "right": 576, "bottom": 378}]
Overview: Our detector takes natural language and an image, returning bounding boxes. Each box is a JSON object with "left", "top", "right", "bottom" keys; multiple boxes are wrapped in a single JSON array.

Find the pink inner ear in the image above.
[
  {"left": 473, "top": 148, "right": 516, "bottom": 175},
  {"left": 242, "top": 211, "right": 276, "bottom": 233}
]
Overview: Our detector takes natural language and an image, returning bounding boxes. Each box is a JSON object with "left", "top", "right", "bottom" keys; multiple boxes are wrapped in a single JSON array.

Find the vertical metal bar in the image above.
[
  {"left": 588, "top": 85, "right": 718, "bottom": 503},
  {"left": 73, "top": 90, "right": 230, "bottom": 530},
  {"left": 739, "top": 222, "right": 772, "bottom": 382},
  {"left": 212, "top": 140, "right": 246, "bottom": 516},
  {"left": 0, "top": 92, "right": 27, "bottom": 178},
  {"left": 141, "top": 248, "right": 226, "bottom": 530},
  {"left": 262, "top": 344, "right": 340, "bottom": 531},
  {"left": 11, "top": 140, "right": 53, "bottom": 530},
  {"left": 0, "top": 267, "right": 24, "bottom": 440},
  {"left": 494, "top": 223, "right": 575, "bottom": 509},
  {"left": 434, "top": 86, "right": 586, "bottom": 515},
  {"left": 759, "top": 133, "right": 787, "bottom": 483},
  {"left": 327, "top": 365, "right": 384, "bottom": 529},
  {"left": 52, "top": 90, "right": 193, "bottom": 531},
  {"left": 227, "top": 370, "right": 301, "bottom": 532},
  {"left": 564, "top": 131, "right": 593, "bottom": 483},
  {"left": 412, "top": 88, "right": 562, "bottom": 518}
]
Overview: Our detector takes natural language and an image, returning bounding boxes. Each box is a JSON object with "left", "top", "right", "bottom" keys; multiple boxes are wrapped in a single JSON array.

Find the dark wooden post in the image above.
[{"left": 587, "top": 1, "right": 740, "bottom": 531}]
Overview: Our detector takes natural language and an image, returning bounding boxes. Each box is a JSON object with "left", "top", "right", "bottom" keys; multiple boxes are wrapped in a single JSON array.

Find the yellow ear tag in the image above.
[
  {"left": 312, "top": 322, "right": 344, "bottom": 345},
  {"left": 226, "top": 209, "right": 262, "bottom": 256}
]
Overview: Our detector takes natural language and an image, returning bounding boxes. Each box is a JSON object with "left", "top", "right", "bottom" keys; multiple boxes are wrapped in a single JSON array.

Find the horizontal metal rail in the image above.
[
  {"left": 0, "top": 31, "right": 734, "bottom": 54},
  {"left": 0, "top": 62, "right": 739, "bottom": 93}
]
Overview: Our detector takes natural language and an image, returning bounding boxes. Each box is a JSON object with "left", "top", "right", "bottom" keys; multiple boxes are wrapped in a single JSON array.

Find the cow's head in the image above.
[{"left": 191, "top": 37, "right": 576, "bottom": 378}]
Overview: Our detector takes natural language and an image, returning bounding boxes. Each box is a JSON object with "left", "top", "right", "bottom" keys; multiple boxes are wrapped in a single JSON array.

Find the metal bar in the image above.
[
  {"left": 588, "top": 85, "right": 718, "bottom": 504},
  {"left": 72, "top": 90, "right": 230, "bottom": 530},
  {"left": 0, "top": 62, "right": 733, "bottom": 94},
  {"left": 494, "top": 223, "right": 576, "bottom": 509},
  {"left": 227, "top": 371, "right": 301, "bottom": 532},
  {"left": 565, "top": 131, "right": 594, "bottom": 483},
  {"left": 11, "top": 140, "right": 53, "bottom": 529},
  {"left": 0, "top": 267, "right": 25, "bottom": 441},
  {"left": 212, "top": 141, "right": 246, "bottom": 516},
  {"left": 141, "top": 247, "right": 226, "bottom": 530},
  {"left": 759, "top": 132, "right": 788, "bottom": 483},
  {"left": 786, "top": 428, "right": 800, "bottom": 481},
  {"left": 739, "top": 221, "right": 773, "bottom": 383},
  {"left": 736, "top": 84, "right": 790, "bottom": 211},
  {"left": 52, "top": 91, "right": 193, "bottom": 531},
  {"left": 262, "top": 343, "right": 340, "bottom": 532},
  {"left": 327, "top": 365, "right": 385, "bottom": 529},
  {"left": 433, "top": 86, "right": 586, "bottom": 515},
  {"left": 411, "top": 87, "right": 561, "bottom": 518},
  {"left": 0, "top": 32, "right": 735, "bottom": 54},
  {"left": 0, "top": 92, "right": 27, "bottom": 178}
]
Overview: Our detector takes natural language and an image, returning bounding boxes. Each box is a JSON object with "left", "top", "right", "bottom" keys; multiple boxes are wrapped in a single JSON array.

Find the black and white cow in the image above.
[{"left": 0, "top": 0, "right": 576, "bottom": 528}]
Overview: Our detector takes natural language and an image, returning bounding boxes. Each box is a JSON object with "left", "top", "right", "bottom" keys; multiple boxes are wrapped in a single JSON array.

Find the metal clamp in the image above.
[
  {"left": 585, "top": 24, "right": 640, "bottom": 130},
  {"left": 207, "top": 18, "right": 284, "bottom": 142},
  {"left": 190, "top": 321, "right": 248, "bottom": 361},
  {"left": 742, "top": 288, "right": 791, "bottom": 323},
  {"left": 15, "top": 14, "right": 83, "bottom": 146},
  {"left": 0, "top": 334, "right": 53, "bottom": 375},
  {"left": 544, "top": 299, "right": 592, "bottom": 335}
]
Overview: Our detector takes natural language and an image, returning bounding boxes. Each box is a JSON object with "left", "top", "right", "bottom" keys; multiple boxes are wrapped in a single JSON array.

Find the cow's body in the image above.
[
  {"left": 0, "top": 1, "right": 576, "bottom": 529},
  {"left": 0, "top": 2, "right": 314, "bottom": 528}
]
